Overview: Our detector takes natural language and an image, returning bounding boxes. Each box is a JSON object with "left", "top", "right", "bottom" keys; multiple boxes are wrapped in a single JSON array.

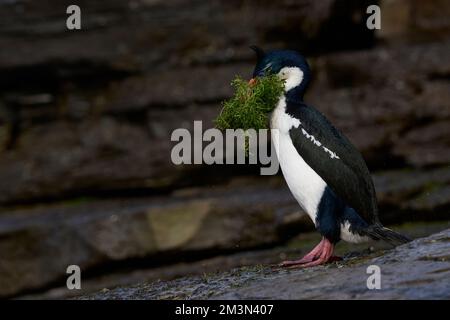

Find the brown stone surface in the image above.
[
  {"left": 0, "top": 0, "right": 449, "bottom": 300},
  {"left": 0, "top": 177, "right": 309, "bottom": 297},
  {"left": 0, "top": 41, "right": 449, "bottom": 203},
  {"left": 1, "top": 167, "right": 450, "bottom": 298}
]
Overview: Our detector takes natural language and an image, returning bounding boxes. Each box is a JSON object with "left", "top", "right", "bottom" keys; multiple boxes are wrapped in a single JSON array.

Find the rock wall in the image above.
[{"left": 0, "top": 0, "right": 449, "bottom": 298}]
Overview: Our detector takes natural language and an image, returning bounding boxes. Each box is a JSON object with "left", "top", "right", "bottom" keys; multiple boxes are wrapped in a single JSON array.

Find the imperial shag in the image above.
[{"left": 249, "top": 46, "right": 410, "bottom": 267}]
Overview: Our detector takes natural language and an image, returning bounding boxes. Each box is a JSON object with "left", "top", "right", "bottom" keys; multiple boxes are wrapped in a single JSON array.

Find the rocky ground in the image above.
[
  {"left": 17, "top": 221, "right": 449, "bottom": 299},
  {"left": 75, "top": 227, "right": 450, "bottom": 300}
]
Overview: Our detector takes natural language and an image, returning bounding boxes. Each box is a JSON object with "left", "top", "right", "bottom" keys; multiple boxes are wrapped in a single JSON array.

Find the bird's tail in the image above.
[{"left": 365, "top": 224, "right": 412, "bottom": 246}]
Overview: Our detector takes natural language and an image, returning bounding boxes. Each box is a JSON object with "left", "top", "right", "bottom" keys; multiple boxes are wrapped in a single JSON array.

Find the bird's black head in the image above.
[{"left": 250, "top": 46, "right": 311, "bottom": 99}]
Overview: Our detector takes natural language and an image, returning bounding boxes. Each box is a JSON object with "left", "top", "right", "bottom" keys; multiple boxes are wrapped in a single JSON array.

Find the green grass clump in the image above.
[{"left": 215, "top": 74, "right": 285, "bottom": 130}]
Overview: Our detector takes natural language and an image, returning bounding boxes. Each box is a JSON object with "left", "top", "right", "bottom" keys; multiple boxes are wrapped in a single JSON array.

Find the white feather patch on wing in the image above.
[
  {"left": 300, "top": 127, "right": 340, "bottom": 160},
  {"left": 340, "top": 221, "right": 369, "bottom": 243}
]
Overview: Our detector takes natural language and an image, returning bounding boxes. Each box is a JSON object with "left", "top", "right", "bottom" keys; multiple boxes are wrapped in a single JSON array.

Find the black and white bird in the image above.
[{"left": 249, "top": 46, "right": 411, "bottom": 267}]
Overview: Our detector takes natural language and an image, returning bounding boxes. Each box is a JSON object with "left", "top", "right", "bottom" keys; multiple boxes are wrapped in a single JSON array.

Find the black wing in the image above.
[{"left": 286, "top": 101, "right": 380, "bottom": 225}]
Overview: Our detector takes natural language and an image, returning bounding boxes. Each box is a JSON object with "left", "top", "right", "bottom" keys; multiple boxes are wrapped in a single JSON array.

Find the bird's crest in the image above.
[{"left": 249, "top": 45, "right": 265, "bottom": 61}]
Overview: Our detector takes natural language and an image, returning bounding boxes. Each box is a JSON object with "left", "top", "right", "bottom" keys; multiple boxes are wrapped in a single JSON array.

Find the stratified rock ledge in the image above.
[{"left": 79, "top": 228, "right": 450, "bottom": 300}]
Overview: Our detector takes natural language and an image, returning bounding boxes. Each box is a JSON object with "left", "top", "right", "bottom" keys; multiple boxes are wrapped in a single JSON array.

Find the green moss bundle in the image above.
[{"left": 215, "top": 75, "right": 284, "bottom": 130}]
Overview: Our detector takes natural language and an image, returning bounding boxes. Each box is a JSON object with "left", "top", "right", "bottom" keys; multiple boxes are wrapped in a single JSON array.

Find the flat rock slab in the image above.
[{"left": 80, "top": 228, "right": 450, "bottom": 300}]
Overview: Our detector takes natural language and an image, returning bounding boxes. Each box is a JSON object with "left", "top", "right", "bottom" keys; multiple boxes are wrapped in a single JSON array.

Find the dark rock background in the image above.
[{"left": 0, "top": 0, "right": 449, "bottom": 298}]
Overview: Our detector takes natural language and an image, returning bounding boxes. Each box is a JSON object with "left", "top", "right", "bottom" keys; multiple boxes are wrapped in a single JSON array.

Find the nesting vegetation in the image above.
[{"left": 214, "top": 75, "right": 285, "bottom": 130}]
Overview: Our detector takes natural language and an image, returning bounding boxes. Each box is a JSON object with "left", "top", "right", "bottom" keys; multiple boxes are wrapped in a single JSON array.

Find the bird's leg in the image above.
[
  {"left": 279, "top": 237, "right": 335, "bottom": 268},
  {"left": 279, "top": 239, "right": 325, "bottom": 266}
]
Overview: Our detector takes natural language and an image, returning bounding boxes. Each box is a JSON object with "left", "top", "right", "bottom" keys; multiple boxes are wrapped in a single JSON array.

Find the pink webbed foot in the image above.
[{"left": 279, "top": 237, "right": 338, "bottom": 268}]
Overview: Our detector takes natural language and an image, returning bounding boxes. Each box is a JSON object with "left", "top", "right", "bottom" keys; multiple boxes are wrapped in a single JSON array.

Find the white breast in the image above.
[{"left": 271, "top": 96, "right": 327, "bottom": 225}]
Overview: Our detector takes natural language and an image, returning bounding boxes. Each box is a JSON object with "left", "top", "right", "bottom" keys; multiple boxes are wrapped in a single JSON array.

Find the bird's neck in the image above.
[{"left": 285, "top": 86, "right": 305, "bottom": 103}]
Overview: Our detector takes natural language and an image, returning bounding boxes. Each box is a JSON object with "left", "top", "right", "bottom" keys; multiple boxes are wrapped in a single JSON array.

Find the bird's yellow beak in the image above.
[{"left": 248, "top": 78, "right": 257, "bottom": 86}]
